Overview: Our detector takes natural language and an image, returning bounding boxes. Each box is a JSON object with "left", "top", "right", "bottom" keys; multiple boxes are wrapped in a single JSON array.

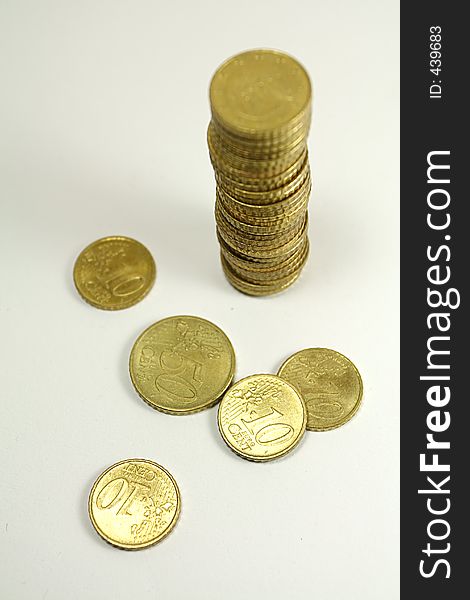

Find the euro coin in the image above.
[
  {"left": 88, "top": 459, "right": 181, "bottom": 550},
  {"left": 218, "top": 374, "right": 307, "bottom": 461},
  {"left": 73, "top": 236, "right": 156, "bottom": 310},
  {"left": 277, "top": 348, "right": 363, "bottom": 431},
  {"left": 221, "top": 261, "right": 303, "bottom": 296},
  {"left": 210, "top": 49, "right": 311, "bottom": 138},
  {"left": 208, "top": 49, "right": 313, "bottom": 296},
  {"left": 129, "top": 315, "right": 236, "bottom": 414}
]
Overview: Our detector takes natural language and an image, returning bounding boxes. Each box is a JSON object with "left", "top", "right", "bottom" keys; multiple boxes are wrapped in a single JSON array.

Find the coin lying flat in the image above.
[
  {"left": 73, "top": 236, "right": 156, "bottom": 310},
  {"left": 218, "top": 374, "right": 306, "bottom": 461},
  {"left": 129, "top": 316, "right": 236, "bottom": 414},
  {"left": 278, "top": 348, "right": 363, "bottom": 431},
  {"left": 88, "top": 459, "right": 180, "bottom": 550}
]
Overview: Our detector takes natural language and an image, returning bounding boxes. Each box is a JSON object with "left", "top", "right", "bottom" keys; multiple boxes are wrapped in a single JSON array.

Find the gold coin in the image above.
[
  {"left": 222, "top": 239, "right": 309, "bottom": 283},
  {"left": 216, "top": 161, "right": 310, "bottom": 206},
  {"left": 221, "top": 260, "right": 304, "bottom": 297},
  {"left": 217, "top": 217, "right": 307, "bottom": 259},
  {"left": 216, "top": 198, "right": 306, "bottom": 235},
  {"left": 208, "top": 122, "right": 308, "bottom": 174},
  {"left": 129, "top": 316, "right": 236, "bottom": 414},
  {"left": 212, "top": 115, "right": 311, "bottom": 153},
  {"left": 213, "top": 150, "right": 308, "bottom": 193},
  {"left": 218, "top": 374, "right": 306, "bottom": 460},
  {"left": 278, "top": 348, "right": 363, "bottom": 431},
  {"left": 220, "top": 239, "right": 308, "bottom": 276},
  {"left": 88, "top": 458, "right": 181, "bottom": 550},
  {"left": 216, "top": 173, "right": 311, "bottom": 213},
  {"left": 73, "top": 236, "right": 156, "bottom": 310},
  {"left": 210, "top": 49, "right": 311, "bottom": 138},
  {"left": 208, "top": 49, "right": 312, "bottom": 295}
]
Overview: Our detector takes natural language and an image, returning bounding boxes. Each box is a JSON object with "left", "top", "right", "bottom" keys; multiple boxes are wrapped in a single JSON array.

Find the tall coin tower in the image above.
[{"left": 208, "top": 49, "right": 312, "bottom": 296}]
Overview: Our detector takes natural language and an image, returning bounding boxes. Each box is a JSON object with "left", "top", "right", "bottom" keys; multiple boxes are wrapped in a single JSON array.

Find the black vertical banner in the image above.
[{"left": 401, "top": 2, "right": 466, "bottom": 597}]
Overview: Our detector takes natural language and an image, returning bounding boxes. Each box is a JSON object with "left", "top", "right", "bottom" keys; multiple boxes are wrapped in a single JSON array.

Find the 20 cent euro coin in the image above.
[
  {"left": 129, "top": 316, "right": 236, "bottom": 414},
  {"left": 217, "top": 374, "right": 306, "bottom": 461},
  {"left": 88, "top": 459, "right": 181, "bottom": 550}
]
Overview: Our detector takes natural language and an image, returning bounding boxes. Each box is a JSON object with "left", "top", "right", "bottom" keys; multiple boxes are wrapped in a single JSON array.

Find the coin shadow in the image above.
[
  {"left": 308, "top": 190, "right": 369, "bottom": 287},
  {"left": 117, "top": 327, "right": 159, "bottom": 414},
  {"left": 65, "top": 245, "right": 88, "bottom": 308},
  {"left": 79, "top": 469, "right": 107, "bottom": 547},
  {"left": 135, "top": 188, "right": 223, "bottom": 291},
  {"left": 203, "top": 405, "right": 238, "bottom": 460},
  {"left": 63, "top": 186, "right": 223, "bottom": 305}
]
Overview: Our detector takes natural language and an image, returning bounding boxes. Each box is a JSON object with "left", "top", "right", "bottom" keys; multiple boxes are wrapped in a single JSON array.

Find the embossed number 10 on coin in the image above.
[
  {"left": 88, "top": 459, "right": 181, "bottom": 550},
  {"left": 129, "top": 315, "right": 236, "bottom": 414},
  {"left": 218, "top": 374, "right": 307, "bottom": 461}
]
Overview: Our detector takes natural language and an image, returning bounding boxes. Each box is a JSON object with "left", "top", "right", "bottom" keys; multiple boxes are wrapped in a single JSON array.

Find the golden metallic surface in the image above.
[
  {"left": 217, "top": 193, "right": 309, "bottom": 228},
  {"left": 216, "top": 188, "right": 311, "bottom": 225},
  {"left": 88, "top": 459, "right": 180, "bottom": 550},
  {"left": 216, "top": 200, "right": 306, "bottom": 235},
  {"left": 210, "top": 49, "right": 311, "bottom": 137},
  {"left": 208, "top": 49, "right": 312, "bottom": 295},
  {"left": 216, "top": 164, "right": 310, "bottom": 206},
  {"left": 221, "top": 259, "right": 304, "bottom": 297},
  {"left": 208, "top": 123, "right": 308, "bottom": 173},
  {"left": 217, "top": 218, "right": 308, "bottom": 259},
  {"left": 216, "top": 205, "right": 307, "bottom": 241},
  {"left": 218, "top": 374, "right": 307, "bottom": 461},
  {"left": 73, "top": 236, "right": 156, "bottom": 310},
  {"left": 221, "top": 239, "right": 309, "bottom": 277},
  {"left": 222, "top": 239, "right": 309, "bottom": 283},
  {"left": 217, "top": 233, "right": 302, "bottom": 262},
  {"left": 129, "top": 316, "right": 236, "bottom": 414},
  {"left": 278, "top": 348, "right": 363, "bottom": 431},
  {"left": 216, "top": 213, "right": 305, "bottom": 247}
]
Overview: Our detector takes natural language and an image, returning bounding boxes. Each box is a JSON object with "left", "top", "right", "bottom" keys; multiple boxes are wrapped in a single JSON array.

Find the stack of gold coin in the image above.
[{"left": 208, "top": 49, "right": 312, "bottom": 295}]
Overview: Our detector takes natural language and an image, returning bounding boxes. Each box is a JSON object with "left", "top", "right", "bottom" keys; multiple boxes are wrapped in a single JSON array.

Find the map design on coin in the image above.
[
  {"left": 218, "top": 374, "right": 306, "bottom": 461},
  {"left": 129, "top": 316, "right": 235, "bottom": 414},
  {"left": 88, "top": 459, "right": 180, "bottom": 550},
  {"left": 73, "top": 236, "right": 156, "bottom": 310},
  {"left": 278, "top": 348, "right": 363, "bottom": 431}
]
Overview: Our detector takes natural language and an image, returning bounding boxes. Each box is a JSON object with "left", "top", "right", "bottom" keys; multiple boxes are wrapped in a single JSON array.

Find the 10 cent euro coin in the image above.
[
  {"left": 73, "top": 236, "right": 156, "bottom": 310},
  {"left": 88, "top": 459, "right": 181, "bottom": 550},
  {"left": 217, "top": 374, "right": 306, "bottom": 461}
]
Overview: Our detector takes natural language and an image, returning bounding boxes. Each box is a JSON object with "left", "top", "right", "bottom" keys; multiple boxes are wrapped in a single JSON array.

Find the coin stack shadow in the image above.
[{"left": 208, "top": 49, "right": 312, "bottom": 296}]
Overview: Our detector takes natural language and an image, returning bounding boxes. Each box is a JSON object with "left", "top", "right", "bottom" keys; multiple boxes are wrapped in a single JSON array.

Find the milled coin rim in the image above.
[
  {"left": 73, "top": 235, "right": 156, "bottom": 311},
  {"left": 129, "top": 315, "right": 236, "bottom": 415},
  {"left": 209, "top": 48, "right": 312, "bottom": 137},
  {"left": 217, "top": 374, "right": 307, "bottom": 461},
  {"left": 277, "top": 348, "right": 364, "bottom": 431},
  {"left": 221, "top": 265, "right": 304, "bottom": 297},
  {"left": 88, "top": 458, "right": 181, "bottom": 550}
]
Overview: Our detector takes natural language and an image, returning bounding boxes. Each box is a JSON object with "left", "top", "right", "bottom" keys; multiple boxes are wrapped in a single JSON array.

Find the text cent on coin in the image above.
[
  {"left": 278, "top": 348, "right": 363, "bottom": 431},
  {"left": 218, "top": 374, "right": 307, "bottom": 461},
  {"left": 129, "top": 316, "right": 236, "bottom": 414},
  {"left": 88, "top": 459, "right": 181, "bottom": 550},
  {"left": 73, "top": 236, "right": 156, "bottom": 310}
]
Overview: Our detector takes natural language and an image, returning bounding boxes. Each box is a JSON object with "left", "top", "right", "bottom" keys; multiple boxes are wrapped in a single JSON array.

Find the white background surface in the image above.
[{"left": 0, "top": 1, "right": 399, "bottom": 598}]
